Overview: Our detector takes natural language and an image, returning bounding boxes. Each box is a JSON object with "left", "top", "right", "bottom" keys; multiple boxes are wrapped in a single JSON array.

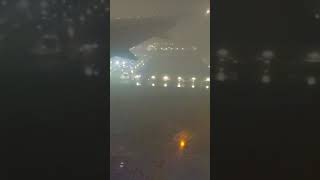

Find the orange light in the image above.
[{"left": 179, "top": 140, "right": 186, "bottom": 149}]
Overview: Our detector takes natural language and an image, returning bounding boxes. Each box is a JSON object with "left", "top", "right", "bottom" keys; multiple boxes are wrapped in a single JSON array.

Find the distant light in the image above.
[
  {"left": 178, "top": 76, "right": 182, "bottom": 81},
  {"left": 191, "top": 77, "right": 196, "bottom": 81},
  {"left": 262, "top": 75, "right": 271, "bottom": 84},
  {"left": 217, "top": 49, "right": 229, "bottom": 57},
  {"left": 307, "top": 76, "right": 317, "bottom": 86},
  {"left": 163, "top": 75, "right": 170, "bottom": 81},
  {"left": 180, "top": 140, "right": 186, "bottom": 148},
  {"left": 120, "top": 161, "right": 125, "bottom": 168},
  {"left": 206, "top": 85, "right": 210, "bottom": 89},
  {"left": 192, "top": 85, "right": 195, "bottom": 88},
  {"left": 262, "top": 50, "right": 274, "bottom": 59},
  {"left": 115, "top": 61, "right": 120, "bottom": 65},
  {"left": 164, "top": 83, "right": 168, "bottom": 87},
  {"left": 152, "top": 83, "right": 155, "bottom": 87},
  {"left": 151, "top": 75, "right": 156, "bottom": 79},
  {"left": 134, "top": 75, "right": 141, "bottom": 79},
  {"left": 205, "top": 77, "right": 210, "bottom": 82},
  {"left": 206, "top": 9, "right": 210, "bottom": 15},
  {"left": 136, "top": 82, "right": 141, "bottom": 86},
  {"left": 216, "top": 70, "right": 226, "bottom": 81},
  {"left": 177, "top": 83, "right": 181, "bottom": 88}
]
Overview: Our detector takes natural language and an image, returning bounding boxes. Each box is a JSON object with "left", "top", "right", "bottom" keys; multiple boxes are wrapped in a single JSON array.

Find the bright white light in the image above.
[
  {"left": 163, "top": 75, "right": 170, "bottom": 81},
  {"left": 177, "top": 83, "right": 181, "bottom": 88},
  {"left": 152, "top": 83, "right": 155, "bottom": 87},
  {"left": 192, "top": 85, "right": 195, "bottom": 88},
  {"left": 205, "top": 77, "right": 210, "bottom": 82},
  {"left": 206, "top": 9, "right": 210, "bottom": 15},
  {"left": 164, "top": 83, "right": 168, "bottom": 87},
  {"left": 178, "top": 77, "right": 182, "bottom": 81},
  {"left": 151, "top": 75, "right": 156, "bottom": 79},
  {"left": 134, "top": 75, "right": 141, "bottom": 79},
  {"left": 191, "top": 77, "right": 196, "bottom": 81},
  {"left": 136, "top": 82, "right": 141, "bottom": 86},
  {"left": 115, "top": 61, "right": 120, "bottom": 65},
  {"left": 206, "top": 85, "right": 210, "bottom": 89},
  {"left": 120, "top": 161, "right": 125, "bottom": 168}
]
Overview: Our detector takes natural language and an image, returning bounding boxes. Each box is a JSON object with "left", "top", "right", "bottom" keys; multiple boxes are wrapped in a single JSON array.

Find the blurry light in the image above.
[
  {"left": 262, "top": 50, "right": 274, "bottom": 59},
  {"left": 217, "top": 49, "right": 229, "bottom": 57},
  {"left": 206, "top": 9, "right": 210, "bottom": 15},
  {"left": 191, "top": 77, "right": 196, "bottom": 81},
  {"left": 262, "top": 74, "right": 271, "bottom": 84},
  {"left": 192, "top": 85, "right": 195, "bottom": 88},
  {"left": 206, "top": 85, "right": 210, "bottom": 89},
  {"left": 177, "top": 83, "right": 181, "bottom": 88},
  {"left": 178, "top": 76, "right": 182, "bottom": 81},
  {"left": 115, "top": 61, "right": 120, "bottom": 65},
  {"left": 151, "top": 75, "right": 156, "bottom": 79},
  {"left": 152, "top": 83, "right": 155, "bottom": 87},
  {"left": 307, "top": 76, "right": 317, "bottom": 86},
  {"left": 164, "top": 83, "right": 168, "bottom": 87},
  {"left": 205, "top": 77, "right": 210, "bottom": 82},
  {"left": 179, "top": 140, "right": 186, "bottom": 149},
  {"left": 134, "top": 75, "right": 141, "bottom": 79},
  {"left": 120, "top": 161, "right": 125, "bottom": 168},
  {"left": 136, "top": 82, "right": 141, "bottom": 86},
  {"left": 163, "top": 75, "right": 170, "bottom": 81}
]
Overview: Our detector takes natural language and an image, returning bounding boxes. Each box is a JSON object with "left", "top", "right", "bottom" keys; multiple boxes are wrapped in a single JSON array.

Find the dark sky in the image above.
[{"left": 214, "top": 0, "right": 320, "bottom": 49}]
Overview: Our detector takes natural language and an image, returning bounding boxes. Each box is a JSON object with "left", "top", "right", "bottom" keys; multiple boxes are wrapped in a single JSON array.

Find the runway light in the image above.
[
  {"left": 163, "top": 75, "right": 170, "bottom": 81},
  {"left": 134, "top": 75, "right": 141, "bottom": 79}
]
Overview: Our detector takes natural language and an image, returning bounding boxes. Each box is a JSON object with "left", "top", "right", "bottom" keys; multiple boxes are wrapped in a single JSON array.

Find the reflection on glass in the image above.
[{"left": 111, "top": 0, "right": 210, "bottom": 179}]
